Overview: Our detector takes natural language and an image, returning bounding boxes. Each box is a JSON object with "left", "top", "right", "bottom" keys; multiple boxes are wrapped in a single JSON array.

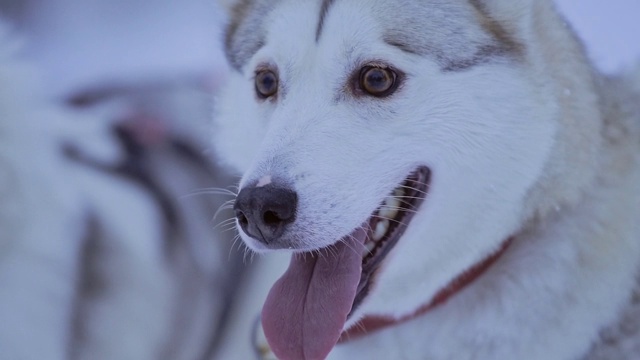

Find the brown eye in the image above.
[
  {"left": 255, "top": 70, "right": 278, "bottom": 98},
  {"left": 359, "top": 66, "right": 397, "bottom": 97}
]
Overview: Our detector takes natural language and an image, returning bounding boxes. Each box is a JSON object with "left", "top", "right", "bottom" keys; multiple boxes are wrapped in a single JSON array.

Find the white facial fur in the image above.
[{"left": 214, "top": 0, "right": 557, "bottom": 319}]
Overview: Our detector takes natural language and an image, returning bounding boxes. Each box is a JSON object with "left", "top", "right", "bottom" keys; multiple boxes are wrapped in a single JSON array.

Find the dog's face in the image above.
[{"left": 215, "top": 0, "right": 558, "bottom": 356}]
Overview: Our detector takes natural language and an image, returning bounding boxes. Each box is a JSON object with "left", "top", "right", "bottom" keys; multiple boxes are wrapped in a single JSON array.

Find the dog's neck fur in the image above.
[
  {"left": 518, "top": 0, "right": 603, "bottom": 219},
  {"left": 339, "top": 238, "right": 513, "bottom": 342}
]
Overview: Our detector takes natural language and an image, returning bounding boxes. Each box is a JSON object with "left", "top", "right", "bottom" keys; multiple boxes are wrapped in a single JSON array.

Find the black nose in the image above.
[{"left": 233, "top": 184, "right": 298, "bottom": 244}]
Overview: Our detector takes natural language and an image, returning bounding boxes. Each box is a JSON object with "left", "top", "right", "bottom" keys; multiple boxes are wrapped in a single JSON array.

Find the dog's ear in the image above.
[
  {"left": 219, "top": 0, "right": 272, "bottom": 71},
  {"left": 216, "top": 0, "right": 252, "bottom": 27},
  {"left": 469, "top": 0, "right": 556, "bottom": 41}
]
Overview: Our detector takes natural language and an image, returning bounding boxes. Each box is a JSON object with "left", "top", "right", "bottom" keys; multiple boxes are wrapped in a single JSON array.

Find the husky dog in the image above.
[
  {"left": 213, "top": 0, "right": 640, "bottom": 359},
  {"left": 0, "top": 22, "right": 243, "bottom": 360}
]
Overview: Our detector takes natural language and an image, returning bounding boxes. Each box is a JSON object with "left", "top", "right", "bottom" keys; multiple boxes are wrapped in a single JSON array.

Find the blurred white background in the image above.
[{"left": 555, "top": 0, "right": 640, "bottom": 74}]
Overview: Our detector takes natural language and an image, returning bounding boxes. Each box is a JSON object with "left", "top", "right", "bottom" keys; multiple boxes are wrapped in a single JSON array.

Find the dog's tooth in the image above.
[
  {"left": 379, "top": 206, "right": 398, "bottom": 219},
  {"left": 363, "top": 241, "right": 376, "bottom": 256},
  {"left": 373, "top": 219, "right": 389, "bottom": 241},
  {"left": 380, "top": 196, "right": 400, "bottom": 219}
]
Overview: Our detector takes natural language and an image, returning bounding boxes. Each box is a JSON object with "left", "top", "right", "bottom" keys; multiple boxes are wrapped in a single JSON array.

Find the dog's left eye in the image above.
[
  {"left": 255, "top": 70, "right": 279, "bottom": 99},
  {"left": 359, "top": 66, "right": 398, "bottom": 97}
]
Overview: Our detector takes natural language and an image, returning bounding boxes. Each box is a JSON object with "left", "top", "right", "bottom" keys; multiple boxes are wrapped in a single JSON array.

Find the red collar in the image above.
[{"left": 339, "top": 238, "right": 513, "bottom": 342}]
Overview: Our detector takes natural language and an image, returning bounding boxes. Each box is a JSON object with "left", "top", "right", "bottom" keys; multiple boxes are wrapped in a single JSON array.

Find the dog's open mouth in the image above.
[
  {"left": 354, "top": 166, "right": 430, "bottom": 313},
  {"left": 261, "top": 166, "right": 430, "bottom": 360}
]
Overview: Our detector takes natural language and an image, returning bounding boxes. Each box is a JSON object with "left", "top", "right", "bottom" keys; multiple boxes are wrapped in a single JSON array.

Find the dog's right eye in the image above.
[
  {"left": 359, "top": 66, "right": 398, "bottom": 98},
  {"left": 255, "top": 70, "right": 278, "bottom": 99}
]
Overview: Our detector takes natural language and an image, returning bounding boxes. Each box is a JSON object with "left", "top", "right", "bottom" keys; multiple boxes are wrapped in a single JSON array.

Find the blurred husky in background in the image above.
[
  {"left": 214, "top": 0, "right": 640, "bottom": 359},
  {"left": 0, "top": 17, "right": 244, "bottom": 360}
]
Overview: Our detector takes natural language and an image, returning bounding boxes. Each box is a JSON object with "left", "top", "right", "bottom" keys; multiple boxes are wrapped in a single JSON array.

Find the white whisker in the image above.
[
  {"left": 371, "top": 215, "right": 409, "bottom": 227},
  {"left": 397, "top": 184, "right": 429, "bottom": 195},
  {"left": 180, "top": 187, "right": 238, "bottom": 200},
  {"left": 213, "top": 199, "right": 237, "bottom": 220}
]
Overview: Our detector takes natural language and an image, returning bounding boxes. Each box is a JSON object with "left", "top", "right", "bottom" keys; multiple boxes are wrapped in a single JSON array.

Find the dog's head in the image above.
[{"left": 214, "top": 0, "right": 600, "bottom": 358}]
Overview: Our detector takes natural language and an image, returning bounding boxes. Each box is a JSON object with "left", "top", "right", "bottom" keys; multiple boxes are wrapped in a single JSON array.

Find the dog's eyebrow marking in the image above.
[
  {"left": 442, "top": 44, "right": 513, "bottom": 72},
  {"left": 381, "top": 4, "right": 522, "bottom": 73},
  {"left": 383, "top": 36, "right": 423, "bottom": 56},
  {"left": 316, "top": 0, "right": 337, "bottom": 42}
]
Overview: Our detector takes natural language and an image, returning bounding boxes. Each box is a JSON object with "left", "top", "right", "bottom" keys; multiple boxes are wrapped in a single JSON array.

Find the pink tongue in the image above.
[{"left": 262, "top": 228, "right": 366, "bottom": 360}]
